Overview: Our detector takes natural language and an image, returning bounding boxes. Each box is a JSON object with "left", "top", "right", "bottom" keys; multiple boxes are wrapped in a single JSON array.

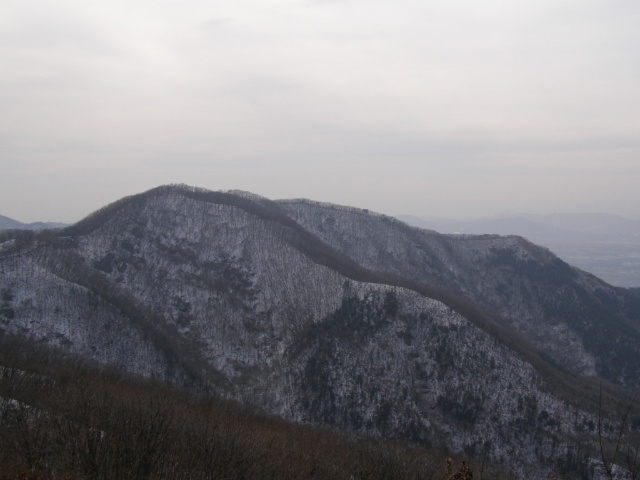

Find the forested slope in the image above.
[{"left": 1, "top": 184, "right": 639, "bottom": 479}]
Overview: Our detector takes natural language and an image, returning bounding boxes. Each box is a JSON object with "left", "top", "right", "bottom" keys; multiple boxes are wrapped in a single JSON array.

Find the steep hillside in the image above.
[
  {"left": 279, "top": 199, "right": 640, "bottom": 389},
  {"left": 397, "top": 213, "right": 640, "bottom": 288},
  {"left": 1, "top": 184, "right": 638, "bottom": 479},
  {"left": 0, "top": 335, "right": 515, "bottom": 480}
]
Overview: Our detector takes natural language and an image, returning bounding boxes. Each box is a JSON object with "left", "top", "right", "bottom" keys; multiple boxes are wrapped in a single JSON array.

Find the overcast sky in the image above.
[{"left": 1, "top": 0, "right": 639, "bottom": 223}]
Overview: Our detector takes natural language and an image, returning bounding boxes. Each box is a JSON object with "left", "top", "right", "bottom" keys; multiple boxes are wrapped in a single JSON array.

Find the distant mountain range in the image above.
[
  {"left": 398, "top": 213, "right": 640, "bottom": 288},
  {"left": 2, "top": 185, "right": 640, "bottom": 479},
  {"left": 0, "top": 214, "right": 67, "bottom": 231}
]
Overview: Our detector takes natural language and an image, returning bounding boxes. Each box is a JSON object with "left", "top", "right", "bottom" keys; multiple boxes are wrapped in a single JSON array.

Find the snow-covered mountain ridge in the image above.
[
  {"left": 278, "top": 199, "right": 640, "bottom": 386},
  {"left": 1, "top": 184, "right": 639, "bottom": 479}
]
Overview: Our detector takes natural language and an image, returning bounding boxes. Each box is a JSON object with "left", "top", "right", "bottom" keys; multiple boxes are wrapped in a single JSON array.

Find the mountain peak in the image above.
[{"left": 2, "top": 184, "right": 640, "bottom": 479}]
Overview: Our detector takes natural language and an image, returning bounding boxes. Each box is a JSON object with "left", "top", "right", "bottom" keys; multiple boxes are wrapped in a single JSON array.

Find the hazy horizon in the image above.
[
  {"left": 2, "top": 1, "right": 639, "bottom": 223},
  {"left": 3, "top": 186, "right": 640, "bottom": 225}
]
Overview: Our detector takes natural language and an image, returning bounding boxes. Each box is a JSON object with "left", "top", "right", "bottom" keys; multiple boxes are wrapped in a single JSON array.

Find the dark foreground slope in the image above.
[
  {"left": 1, "top": 185, "right": 639, "bottom": 479},
  {"left": 2, "top": 335, "right": 511, "bottom": 480}
]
